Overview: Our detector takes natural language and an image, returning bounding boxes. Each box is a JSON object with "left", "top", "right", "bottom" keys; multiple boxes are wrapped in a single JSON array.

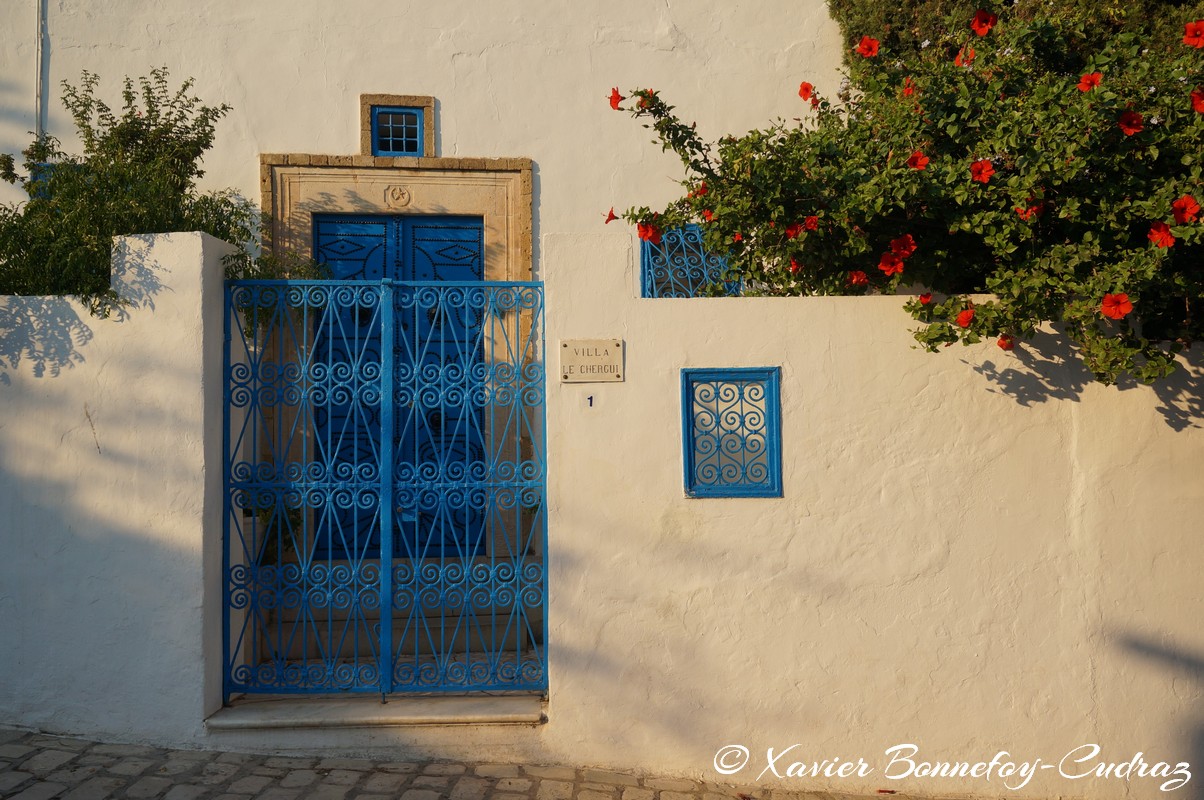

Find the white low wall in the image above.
[{"left": 2, "top": 233, "right": 1201, "bottom": 800}]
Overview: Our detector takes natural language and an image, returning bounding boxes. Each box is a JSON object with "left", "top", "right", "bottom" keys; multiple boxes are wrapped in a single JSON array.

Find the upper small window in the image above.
[
  {"left": 641, "top": 225, "right": 736, "bottom": 298},
  {"left": 372, "top": 106, "right": 424, "bottom": 156}
]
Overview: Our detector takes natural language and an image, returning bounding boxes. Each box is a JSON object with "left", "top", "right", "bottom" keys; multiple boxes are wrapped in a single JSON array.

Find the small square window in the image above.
[
  {"left": 640, "top": 225, "right": 738, "bottom": 298},
  {"left": 681, "top": 367, "right": 782, "bottom": 498},
  {"left": 372, "top": 106, "right": 424, "bottom": 156}
]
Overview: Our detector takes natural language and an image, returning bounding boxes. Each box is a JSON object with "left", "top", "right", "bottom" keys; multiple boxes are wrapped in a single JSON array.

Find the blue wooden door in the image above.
[{"left": 312, "top": 214, "right": 486, "bottom": 560}]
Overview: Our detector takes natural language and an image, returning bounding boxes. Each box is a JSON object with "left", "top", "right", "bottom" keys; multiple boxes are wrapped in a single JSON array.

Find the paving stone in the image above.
[
  {"left": 22, "top": 749, "right": 79, "bottom": 774},
  {"left": 89, "top": 744, "right": 158, "bottom": 757},
  {"left": 280, "top": 769, "right": 319, "bottom": 788},
  {"left": 0, "top": 771, "right": 34, "bottom": 793},
  {"left": 61, "top": 775, "right": 128, "bottom": 799},
  {"left": 75, "top": 756, "right": 117, "bottom": 767},
  {"left": 11, "top": 781, "right": 69, "bottom": 800},
  {"left": 661, "top": 792, "right": 698, "bottom": 800},
  {"left": 398, "top": 790, "right": 441, "bottom": 800},
  {"left": 621, "top": 789, "right": 656, "bottom": 800},
  {"left": 314, "top": 758, "right": 373, "bottom": 770},
  {"left": 363, "top": 772, "right": 408, "bottom": 792},
  {"left": 645, "top": 778, "right": 700, "bottom": 791},
  {"left": 251, "top": 767, "right": 287, "bottom": 777},
  {"left": 46, "top": 765, "right": 101, "bottom": 784},
  {"left": 411, "top": 775, "right": 450, "bottom": 789},
  {"left": 109, "top": 758, "right": 155, "bottom": 776},
  {"left": 157, "top": 760, "right": 204, "bottom": 776},
  {"left": 27, "top": 736, "right": 91, "bottom": 752},
  {"left": 422, "top": 763, "right": 466, "bottom": 776},
  {"left": 447, "top": 775, "right": 489, "bottom": 800},
  {"left": 474, "top": 764, "right": 521, "bottom": 778},
  {"left": 212, "top": 795, "right": 253, "bottom": 800},
  {"left": 257, "top": 790, "right": 301, "bottom": 800},
  {"left": 126, "top": 776, "right": 174, "bottom": 798},
  {"left": 496, "top": 777, "right": 533, "bottom": 792},
  {"left": 535, "top": 779, "right": 574, "bottom": 800},
  {"left": 320, "top": 769, "right": 361, "bottom": 786},
  {"left": 163, "top": 786, "right": 210, "bottom": 800},
  {"left": 581, "top": 784, "right": 621, "bottom": 794},
  {"left": 356, "top": 796, "right": 392, "bottom": 800},
  {"left": 0, "top": 743, "right": 35, "bottom": 759},
  {"left": 229, "top": 775, "right": 275, "bottom": 794},
  {"left": 580, "top": 791, "right": 619, "bottom": 800},
  {"left": 526, "top": 765, "right": 577, "bottom": 780},
  {"left": 584, "top": 769, "right": 640, "bottom": 787},
  {"left": 491, "top": 795, "right": 528, "bottom": 800},
  {"left": 377, "top": 762, "right": 420, "bottom": 774},
  {"left": 197, "top": 763, "right": 242, "bottom": 784},
  {"left": 301, "top": 785, "right": 348, "bottom": 800},
  {"left": 0, "top": 728, "right": 27, "bottom": 744},
  {"left": 265, "top": 758, "right": 315, "bottom": 770},
  {"left": 215, "top": 752, "right": 260, "bottom": 765}
]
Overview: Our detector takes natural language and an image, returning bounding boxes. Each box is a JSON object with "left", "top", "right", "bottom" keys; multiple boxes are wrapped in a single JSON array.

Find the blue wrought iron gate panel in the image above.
[{"left": 223, "top": 279, "right": 547, "bottom": 697}]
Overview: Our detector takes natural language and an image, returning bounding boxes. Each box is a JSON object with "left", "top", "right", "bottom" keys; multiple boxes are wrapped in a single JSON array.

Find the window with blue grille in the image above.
[
  {"left": 372, "top": 106, "right": 425, "bottom": 156},
  {"left": 641, "top": 224, "right": 735, "bottom": 298},
  {"left": 681, "top": 367, "right": 782, "bottom": 498}
]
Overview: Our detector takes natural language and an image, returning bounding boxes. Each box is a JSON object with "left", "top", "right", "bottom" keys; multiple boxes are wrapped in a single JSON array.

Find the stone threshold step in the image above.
[{"left": 206, "top": 693, "right": 546, "bottom": 730}]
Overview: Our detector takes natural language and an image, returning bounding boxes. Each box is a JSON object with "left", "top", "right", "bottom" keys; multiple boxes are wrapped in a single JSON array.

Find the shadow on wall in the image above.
[
  {"left": 0, "top": 237, "right": 163, "bottom": 385},
  {"left": 1117, "top": 634, "right": 1204, "bottom": 800},
  {"left": 967, "top": 325, "right": 1204, "bottom": 431}
]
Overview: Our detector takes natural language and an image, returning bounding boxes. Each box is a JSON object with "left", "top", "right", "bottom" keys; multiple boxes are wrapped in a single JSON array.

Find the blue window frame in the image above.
[
  {"left": 681, "top": 367, "right": 782, "bottom": 498},
  {"left": 641, "top": 224, "right": 735, "bottom": 298},
  {"left": 371, "top": 106, "right": 425, "bottom": 156}
]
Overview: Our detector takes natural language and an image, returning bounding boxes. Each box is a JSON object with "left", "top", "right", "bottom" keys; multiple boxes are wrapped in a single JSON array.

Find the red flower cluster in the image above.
[
  {"left": 956, "top": 308, "right": 975, "bottom": 328},
  {"left": 798, "top": 82, "right": 814, "bottom": 101},
  {"left": 1193, "top": 88, "right": 1204, "bottom": 113},
  {"left": 902, "top": 77, "right": 917, "bottom": 98},
  {"left": 856, "top": 36, "right": 880, "bottom": 58},
  {"left": 1101, "top": 293, "right": 1133, "bottom": 320},
  {"left": 1173, "top": 194, "right": 1200, "bottom": 224},
  {"left": 1118, "top": 110, "right": 1144, "bottom": 136},
  {"left": 970, "top": 159, "right": 995, "bottom": 183},
  {"left": 804, "top": 215, "right": 819, "bottom": 231},
  {"left": 1149, "top": 221, "right": 1176, "bottom": 248},
  {"left": 848, "top": 270, "right": 869, "bottom": 286},
  {"left": 1077, "top": 72, "right": 1102, "bottom": 92},
  {"left": 1185, "top": 20, "right": 1204, "bottom": 48},
  {"left": 997, "top": 334, "right": 1015, "bottom": 351},
  {"left": 701, "top": 209, "right": 714, "bottom": 223},
  {"left": 790, "top": 258, "right": 801, "bottom": 275},
  {"left": 687, "top": 182, "right": 708, "bottom": 199},
  {"left": 609, "top": 88, "right": 623, "bottom": 110},
  {"left": 1015, "top": 199, "right": 1045, "bottom": 221},
  {"left": 919, "top": 293, "right": 933, "bottom": 305},
  {"left": 971, "top": 9, "right": 997, "bottom": 36},
  {"left": 907, "top": 150, "right": 929, "bottom": 170},
  {"left": 637, "top": 222, "right": 662, "bottom": 245},
  {"left": 732, "top": 233, "right": 743, "bottom": 243},
  {"left": 878, "top": 234, "right": 918, "bottom": 276},
  {"left": 955, "top": 46, "right": 976, "bottom": 67},
  {"left": 785, "top": 222, "right": 803, "bottom": 239}
]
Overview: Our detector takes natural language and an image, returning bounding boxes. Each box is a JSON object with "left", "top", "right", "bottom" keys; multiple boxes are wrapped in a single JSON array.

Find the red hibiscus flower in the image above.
[
  {"left": 1185, "top": 20, "right": 1204, "bottom": 48},
  {"left": 970, "top": 9, "right": 998, "bottom": 36},
  {"left": 907, "top": 150, "right": 929, "bottom": 170},
  {"left": 856, "top": 36, "right": 880, "bottom": 58},
  {"left": 1173, "top": 194, "right": 1200, "bottom": 224},
  {"left": 1149, "top": 221, "right": 1176, "bottom": 248},
  {"left": 804, "top": 215, "right": 819, "bottom": 230},
  {"left": 1101, "top": 293, "right": 1133, "bottom": 320},
  {"left": 890, "top": 234, "right": 917, "bottom": 257},
  {"left": 638, "top": 90, "right": 656, "bottom": 109},
  {"left": 997, "top": 334, "right": 1015, "bottom": 351},
  {"left": 1077, "top": 72, "right": 1102, "bottom": 92},
  {"left": 1193, "top": 88, "right": 1204, "bottom": 113},
  {"left": 1015, "top": 199, "right": 1045, "bottom": 221},
  {"left": 799, "top": 82, "right": 814, "bottom": 101},
  {"left": 811, "top": 96, "right": 820, "bottom": 109},
  {"left": 732, "top": 233, "right": 743, "bottom": 243},
  {"left": 701, "top": 209, "right": 714, "bottom": 223},
  {"left": 848, "top": 270, "right": 869, "bottom": 286},
  {"left": 1118, "top": 110, "right": 1144, "bottom": 136},
  {"left": 609, "top": 88, "right": 624, "bottom": 110},
  {"left": 604, "top": 207, "right": 617, "bottom": 224},
  {"left": 970, "top": 159, "right": 994, "bottom": 183},
  {"left": 955, "top": 46, "right": 976, "bottom": 67},
  {"left": 956, "top": 308, "right": 975, "bottom": 327},
  {"left": 919, "top": 292, "right": 933, "bottom": 305},
  {"left": 687, "top": 182, "right": 708, "bottom": 199},
  {"left": 637, "top": 222, "right": 662, "bottom": 246},
  {"left": 902, "top": 77, "right": 917, "bottom": 97},
  {"left": 878, "top": 252, "right": 905, "bottom": 276},
  {"left": 790, "top": 259, "right": 801, "bottom": 275},
  {"left": 785, "top": 222, "right": 803, "bottom": 239}
]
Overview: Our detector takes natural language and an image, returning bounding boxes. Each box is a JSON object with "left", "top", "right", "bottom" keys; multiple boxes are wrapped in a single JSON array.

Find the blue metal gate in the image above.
[{"left": 222, "top": 278, "right": 547, "bottom": 698}]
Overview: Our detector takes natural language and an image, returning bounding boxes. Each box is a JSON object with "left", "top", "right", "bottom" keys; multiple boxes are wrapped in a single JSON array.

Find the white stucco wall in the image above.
[{"left": 1, "top": 3, "right": 1202, "bottom": 799}]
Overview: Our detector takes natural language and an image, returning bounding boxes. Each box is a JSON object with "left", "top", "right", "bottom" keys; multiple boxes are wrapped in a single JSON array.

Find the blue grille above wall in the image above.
[
  {"left": 681, "top": 367, "right": 782, "bottom": 498},
  {"left": 640, "top": 225, "right": 735, "bottom": 298},
  {"left": 372, "top": 106, "right": 424, "bottom": 156},
  {"left": 222, "top": 279, "right": 547, "bottom": 697}
]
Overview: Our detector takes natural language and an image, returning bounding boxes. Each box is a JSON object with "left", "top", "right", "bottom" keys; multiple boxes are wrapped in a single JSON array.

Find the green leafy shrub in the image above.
[
  {"left": 0, "top": 68, "right": 259, "bottom": 315},
  {"left": 617, "top": 7, "right": 1204, "bottom": 384}
]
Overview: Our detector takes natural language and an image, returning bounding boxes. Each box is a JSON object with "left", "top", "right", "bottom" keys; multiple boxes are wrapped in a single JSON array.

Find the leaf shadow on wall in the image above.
[{"left": 965, "top": 326, "right": 1204, "bottom": 431}]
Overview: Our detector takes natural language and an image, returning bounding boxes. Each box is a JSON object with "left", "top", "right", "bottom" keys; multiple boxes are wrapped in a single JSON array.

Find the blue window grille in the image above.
[
  {"left": 681, "top": 367, "right": 782, "bottom": 498},
  {"left": 223, "top": 279, "right": 547, "bottom": 697},
  {"left": 371, "top": 106, "right": 424, "bottom": 156},
  {"left": 641, "top": 225, "right": 734, "bottom": 298}
]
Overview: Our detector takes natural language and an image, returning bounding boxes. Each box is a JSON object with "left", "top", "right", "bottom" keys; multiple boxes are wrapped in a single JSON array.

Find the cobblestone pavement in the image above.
[{"left": 0, "top": 727, "right": 897, "bottom": 800}]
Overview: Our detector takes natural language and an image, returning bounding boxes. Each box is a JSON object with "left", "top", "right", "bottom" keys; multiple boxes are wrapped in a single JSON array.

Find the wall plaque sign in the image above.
[{"left": 560, "top": 339, "right": 624, "bottom": 383}]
